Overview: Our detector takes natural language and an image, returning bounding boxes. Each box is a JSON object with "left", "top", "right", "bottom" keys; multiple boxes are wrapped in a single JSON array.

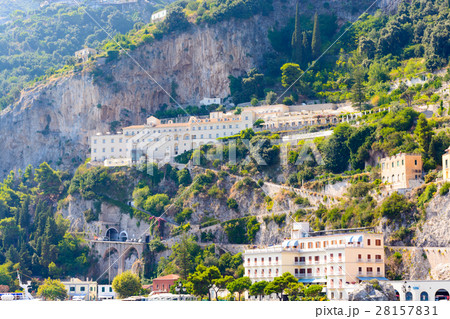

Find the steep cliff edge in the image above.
[{"left": 0, "top": 0, "right": 398, "bottom": 176}]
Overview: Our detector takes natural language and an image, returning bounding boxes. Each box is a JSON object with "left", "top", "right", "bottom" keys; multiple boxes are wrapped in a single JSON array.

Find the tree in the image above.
[
  {"left": 281, "top": 63, "right": 305, "bottom": 95},
  {"left": 265, "top": 91, "right": 277, "bottom": 105},
  {"left": 173, "top": 234, "right": 198, "bottom": 279},
  {"left": 212, "top": 275, "right": 234, "bottom": 300},
  {"left": 414, "top": 113, "right": 434, "bottom": 157},
  {"left": 112, "top": 271, "right": 141, "bottom": 299},
  {"left": 34, "top": 162, "right": 61, "bottom": 196},
  {"left": 322, "top": 124, "right": 352, "bottom": 173},
  {"left": 177, "top": 168, "right": 192, "bottom": 186},
  {"left": 351, "top": 67, "right": 366, "bottom": 110},
  {"left": 37, "top": 278, "right": 68, "bottom": 301},
  {"left": 291, "top": 2, "right": 303, "bottom": 64},
  {"left": 311, "top": 13, "right": 321, "bottom": 59},
  {"left": 186, "top": 265, "right": 221, "bottom": 300},
  {"left": 249, "top": 280, "right": 268, "bottom": 300},
  {"left": 264, "top": 272, "right": 298, "bottom": 300},
  {"left": 226, "top": 276, "right": 252, "bottom": 301},
  {"left": 304, "top": 284, "right": 323, "bottom": 298}
]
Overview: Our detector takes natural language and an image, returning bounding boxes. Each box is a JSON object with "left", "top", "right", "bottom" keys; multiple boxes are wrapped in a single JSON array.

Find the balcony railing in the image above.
[
  {"left": 375, "top": 259, "right": 383, "bottom": 263},
  {"left": 367, "top": 272, "right": 373, "bottom": 276}
]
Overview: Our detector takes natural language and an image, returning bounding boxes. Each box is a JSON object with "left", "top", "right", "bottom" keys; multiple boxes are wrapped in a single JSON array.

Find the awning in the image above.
[
  {"left": 346, "top": 236, "right": 354, "bottom": 243},
  {"left": 282, "top": 240, "right": 299, "bottom": 248},
  {"left": 298, "top": 278, "right": 326, "bottom": 283},
  {"left": 357, "top": 277, "right": 388, "bottom": 281},
  {"left": 355, "top": 235, "right": 363, "bottom": 242}
]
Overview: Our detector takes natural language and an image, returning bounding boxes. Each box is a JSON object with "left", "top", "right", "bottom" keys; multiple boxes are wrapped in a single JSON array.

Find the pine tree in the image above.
[
  {"left": 311, "top": 12, "right": 321, "bottom": 59},
  {"left": 302, "top": 31, "right": 311, "bottom": 66},
  {"left": 291, "top": 2, "right": 303, "bottom": 64}
]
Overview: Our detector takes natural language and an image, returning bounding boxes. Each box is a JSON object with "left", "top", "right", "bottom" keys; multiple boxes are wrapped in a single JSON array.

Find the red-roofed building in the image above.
[{"left": 152, "top": 274, "right": 180, "bottom": 294}]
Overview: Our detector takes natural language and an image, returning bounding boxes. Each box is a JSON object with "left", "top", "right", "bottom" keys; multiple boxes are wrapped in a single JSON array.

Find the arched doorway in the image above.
[
  {"left": 405, "top": 292, "right": 413, "bottom": 301},
  {"left": 106, "top": 228, "right": 119, "bottom": 241},
  {"left": 435, "top": 289, "right": 449, "bottom": 301},
  {"left": 119, "top": 231, "right": 128, "bottom": 242},
  {"left": 420, "top": 291, "right": 429, "bottom": 301}
]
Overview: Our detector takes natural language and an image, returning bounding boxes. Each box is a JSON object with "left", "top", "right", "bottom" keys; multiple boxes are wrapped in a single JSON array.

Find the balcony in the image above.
[
  {"left": 294, "top": 261, "right": 305, "bottom": 266},
  {"left": 367, "top": 259, "right": 372, "bottom": 263},
  {"left": 295, "top": 273, "right": 305, "bottom": 278},
  {"left": 367, "top": 272, "right": 373, "bottom": 276},
  {"left": 375, "top": 259, "right": 383, "bottom": 263}
]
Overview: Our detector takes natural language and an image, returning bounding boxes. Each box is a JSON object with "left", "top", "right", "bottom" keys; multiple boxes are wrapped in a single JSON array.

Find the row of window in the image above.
[
  {"left": 248, "top": 268, "right": 279, "bottom": 277},
  {"left": 291, "top": 238, "right": 381, "bottom": 250},
  {"left": 93, "top": 138, "right": 124, "bottom": 144},
  {"left": 382, "top": 159, "right": 418, "bottom": 169},
  {"left": 125, "top": 123, "right": 249, "bottom": 136},
  {"left": 93, "top": 148, "right": 125, "bottom": 153}
]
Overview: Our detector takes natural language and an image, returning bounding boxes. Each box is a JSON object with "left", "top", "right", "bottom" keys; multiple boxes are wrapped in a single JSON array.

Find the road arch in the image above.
[
  {"left": 435, "top": 289, "right": 449, "bottom": 301},
  {"left": 106, "top": 228, "right": 119, "bottom": 241},
  {"left": 119, "top": 231, "right": 128, "bottom": 242},
  {"left": 405, "top": 292, "right": 413, "bottom": 301}
]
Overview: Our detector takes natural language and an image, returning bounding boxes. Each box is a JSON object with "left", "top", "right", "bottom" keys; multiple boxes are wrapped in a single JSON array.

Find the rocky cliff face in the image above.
[
  {"left": 0, "top": 0, "right": 398, "bottom": 177},
  {"left": 416, "top": 192, "right": 450, "bottom": 247}
]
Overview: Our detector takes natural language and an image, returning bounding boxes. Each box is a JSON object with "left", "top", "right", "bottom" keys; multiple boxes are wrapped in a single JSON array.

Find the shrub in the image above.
[
  {"left": 175, "top": 208, "right": 193, "bottom": 224},
  {"left": 417, "top": 183, "right": 437, "bottom": 207},
  {"left": 440, "top": 182, "right": 450, "bottom": 196},
  {"left": 380, "top": 192, "right": 413, "bottom": 220},
  {"left": 227, "top": 198, "right": 238, "bottom": 210},
  {"left": 272, "top": 213, "right": 286, "bottom": 227}
]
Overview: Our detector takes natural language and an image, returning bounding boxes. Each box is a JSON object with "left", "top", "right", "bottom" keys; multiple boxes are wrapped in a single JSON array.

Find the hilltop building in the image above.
[
  {"left": 380, "top": 153, "right": 423, "bottom": 190},
  {"left": 75, "top": 48, "right": 97, "bottom": 63},
  {"left": 442, "top": 147, "right": 450, "bottom": 181},
  {"left": 151, "top": 9, "right": 167, "bottom": 23},
  {"left": 200, "top": 97, "right": 221, "bottom": 106},
  {"left": 244, "top": 223, "right": 386, "bottom": 300}
]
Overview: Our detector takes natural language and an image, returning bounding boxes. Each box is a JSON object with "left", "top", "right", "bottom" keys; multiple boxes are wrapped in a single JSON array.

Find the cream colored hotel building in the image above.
[
  {"left": 90, "top": 104, "right": 352, "bottom": 166},
  {"left": 243, "top": 223, "right": 385, "bottom": 300}
]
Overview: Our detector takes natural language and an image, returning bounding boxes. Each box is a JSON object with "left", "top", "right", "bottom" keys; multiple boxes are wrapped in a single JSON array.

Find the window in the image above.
[
  {"left": 330, "top": 253, "right": 334, "bottom": 260},
  {"left": 307, "top": 268, "right": 312, "bottom": 274},
  {"left": 103, "top": 139, "right": 106, "bottom": 143},
  {"left": 294, "top": 268, "right": 299, "bottom": 274},
  {"left": 261, "top": 258, "right": 264, "bottom": 264},
  {"left": 102, "top": 148, "right": 105, "bottom": 153},
  {"left": 358, "top": 267, "right": 362, "bottom": 273},
  {"left": 382, "top": 163, "right": 384, "bottom": 169},
  {"left": 247, "top": 258, "right": 250, "bottom": 264},
  {"left": 102, "top": 287, "right": 105, "bottom": 292},
  {"left": 316, "top": 242, "right": 321, "bottom": 248},
  {"left": 367, "top": 254, "right": 371, "bottom": 261},
  {"left": 300, "top": 243, "right": 305, "bottom": 249},
  {"left": 367, "top": 267, "right": 373, "bottom": 274},
  {"left": 402, "top": 159, "right": 404, "bottom": 165},
  {"left": 367, "top": 239, "right": 371, "bottom": 246},
  {"left": 248, "top": 270, "right": 250, "bottom": 276},
  {"left": 358, "top": 254, "right": 362, "bottom": 261},
  {"left": 397, "top": 160, "right": 399, "bottom": 166},
  {"left": 314, "top": 256, "right": 320, "bottom": 263},
  {"left": 323, "top": 241, "right": 328, "bottom": 248},
  {"left": 94, "top": 139, "right": 97, "bottom": 144},
  {"left": 254, "top": 258, "right": 257, "bottom": 264},
  {"left": 300, "top": 256, "right": 305, "bottom": 263},
  {"left": 308, "top": 242, "right": 313, "bottom": 248},
  {"left": 80, "top": 287, "right": 85, "bottom": 292},
  {"left": 295, "top": 257, "right": 299, "bottom": 263},
  {"left": 111, "top": 148, "right": 114, "bottom": 152},
  {"left": 415, "top": 160, "right": 417, "bottom": 165},
  {"left": 338, "top": 253, "right": 342, "bottom": 260},
  {"left": 70, "top": 287, "right": 75, "bottom": 292},
  {"left": 94, "top": 149, "right": 97, "bottom": 153},
  {"left": 375, "top": 254, "right": 382, "bottom": 261},
  {"left": 377, "top": 267, "right": 381, "bottom": 274},
  {"left": 111, "top": 139, "right": 114, "bottom": 143},
  {"left": 269, "top": 257, "right": 272, "bottom": 263},
  {"left": 109, "top": 287, "right": 113, "bottom": 292},
  {"left": 375, "top": 239, "right": 381, "bottom": 246}
]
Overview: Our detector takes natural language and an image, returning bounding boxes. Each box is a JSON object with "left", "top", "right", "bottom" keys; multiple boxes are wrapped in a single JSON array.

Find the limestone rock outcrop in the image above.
[{"left": 349, "top": 280, "right": 397, "bottom": 301}]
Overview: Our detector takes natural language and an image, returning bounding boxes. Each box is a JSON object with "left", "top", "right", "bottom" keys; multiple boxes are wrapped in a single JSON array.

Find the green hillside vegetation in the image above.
[{"left": 0, "top": 2, "right": 164, "bottom": 110}]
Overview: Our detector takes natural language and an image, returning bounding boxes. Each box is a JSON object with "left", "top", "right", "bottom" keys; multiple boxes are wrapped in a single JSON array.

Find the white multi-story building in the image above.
[
  {"left": 98, "top": 285, "right": 116, "bottom": 300},
  {"left": 90, "top": 104, "right": 360, "bottom": 166},
  {"left": 200, "top": 97, "right": 221, "bottom": 106},
  {"left": 151, "top": 9, "right": 167, "bottom": 23},
  {"left": 244, "top": 223, "right": 386, "bottom": 300}
]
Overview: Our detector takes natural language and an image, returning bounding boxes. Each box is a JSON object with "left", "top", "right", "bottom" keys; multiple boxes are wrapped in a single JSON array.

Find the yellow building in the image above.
[
  {"left": 244, "top": 223, "right": 385, "bottom": 300},
  {"left": 61, "top": 278, "right": 98, "bottom": 301},
  {"left": 442, "top": 147, "right": 450, "bottom": 180},
  {"left": 380, "top": 153, "right": 423, "bottom": 189}
]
